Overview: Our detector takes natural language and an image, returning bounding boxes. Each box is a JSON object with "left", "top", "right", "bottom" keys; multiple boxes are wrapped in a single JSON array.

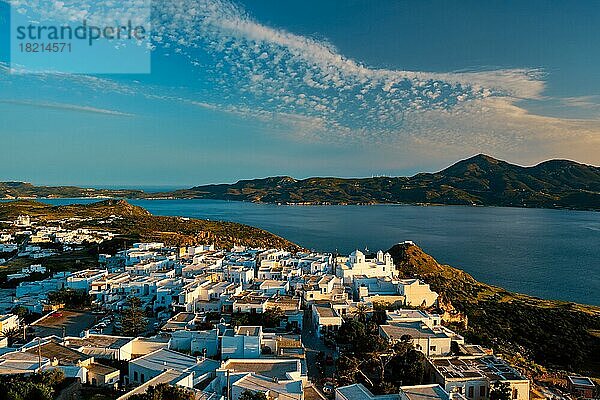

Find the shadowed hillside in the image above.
[
  {"left": 0, "top": 182, "right": 143, "bottom": 199},
  {"left": 160, "top": 154, "right": 600, "bottom": 210},
  {"left": 2, "top": 154, "right": 599, "bottom": 210},
  {"left": 0, "top": 200, "right": 300, "bottom": 251},
  {"left": 387, "top": 242, "right": 600, "bottom": 376}
]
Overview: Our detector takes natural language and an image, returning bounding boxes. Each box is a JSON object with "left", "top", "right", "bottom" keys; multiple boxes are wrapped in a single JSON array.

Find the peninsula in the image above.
[{"left": 2, "top": 154, "right": 599, "bottom": 211}]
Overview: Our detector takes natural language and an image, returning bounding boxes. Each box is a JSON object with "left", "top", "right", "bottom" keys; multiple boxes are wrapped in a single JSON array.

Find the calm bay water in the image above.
[{"left": 37, "top": 199, "right": 600, "bottom": 305}]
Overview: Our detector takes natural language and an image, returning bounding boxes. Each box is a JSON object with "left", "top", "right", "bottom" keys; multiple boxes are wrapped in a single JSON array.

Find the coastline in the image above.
[
  {"left": 2, "top": 195, "right": 598, "bottom": 212},
  {"left": 3, "top": 198, "right": 599, "bottom": 306}
]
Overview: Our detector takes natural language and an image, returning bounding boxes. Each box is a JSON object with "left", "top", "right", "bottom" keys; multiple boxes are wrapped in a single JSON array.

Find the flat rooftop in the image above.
[
  {"left": 336, "top": 383, "right": 400, "bottom": 400},
  {"left": 236, "top": 326, "right": 261, "bottom": 336},
  {"left": 25, "top": 341, "right": 91, "bottom": 365},
  {"left": 70, "top": 270, "right": 106, "bottom": 279},
  {"left": 457, "top": 344, "right": 490, "bottom": 357},
  {"left": 117, "top": 369, "right": 190, "bottom": 400},
  {"left": 234, "top": 374, "right": 302, "bottom": 400},
  {"left": 304, "top": 384, "right": 328, "bottom": 400},
  {"left": 87, "top": 362, "right": 119, "bottom": 375},
  {"left": 67, "top": 334, "right": 132, "bottom": 349},
  {"left": 170, "top": 312, "right": 196, "bottom": 323},
  {"left": 313, "top": 306, "right": 339, "bottom": 318},
  {"left": 400, "top": 384, "right": 449, "bottom": 400},
  {"left": 259, "top": 279, "right": 288, "bottom": 287},
  {"left": 134, "top": 349, "right": 219, "bottom": 376},
  {"left": 224, "top": 359, "right": 300, "bottom": 380},
  {"left": 568, "top": 376, "right": 595, "bottom": 387},
  {"left": 387, "top": 309, "right": 430, "bottom": 320},
  {"left": 380, "top": 322, "right": 448, "bottom": 339},
  {"left": 431, "top": 356, "right": 526, "bottom": 381},
  {"left": 32, "top": 310, "right": 97, "bottom": 337}
]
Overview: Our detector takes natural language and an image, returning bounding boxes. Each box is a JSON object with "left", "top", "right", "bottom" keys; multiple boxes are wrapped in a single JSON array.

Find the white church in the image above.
[{"left": 335, "top": 249, "right": 396, "bottom": 284}]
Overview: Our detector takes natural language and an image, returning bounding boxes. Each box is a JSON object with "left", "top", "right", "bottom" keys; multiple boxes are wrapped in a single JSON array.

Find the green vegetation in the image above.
[
  {"left": 117, "top": 296, "right": 148, "bottom": 337},
  {"left": 0, "top": 247, "right": 100, "bottom": 287},
  {"left": 387, "top": 242, "right": 600, "bottom": 376},
  {"left": 0, "top": 199, "right": 300, "bottom": 250},
  {"left": 0, "top": 369, "right": 65, "bottom": 400},
  {"left": 231, "top": 307, "right": 285, "bottom": 328},
  {"left": 336, "top": 318, "right": 425, "bottom": 394},
  {"left": 490, "top": 381, "right": 512, "bottom": 400},
  {"left": 11, "top": 305, "right": 28, "bottom": 319},
  {"left": 48, "top": 288, "right": 93, "bottom": 307},
  {"left": 238, "top": 390, "right": 268, "bottom": 400},
  {"left": 1, "top": 326, "right": 21, "bottom": 346},
  {"left": 2, "top": 154, "right": 599, "bottom": 210},
  {"left": 129, "top": 383, "right": 194, "bottom": 400},
  {"left": 159, "top": 154, "right": 600, "bottom": 210},
  {"left": 0, "top": 181, "right": 143, "bottom": 199}
]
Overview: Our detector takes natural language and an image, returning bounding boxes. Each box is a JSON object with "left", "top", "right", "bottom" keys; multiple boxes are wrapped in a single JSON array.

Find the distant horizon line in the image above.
[{"left": 2, "top": 153, "right": 598, "bottom": 190}]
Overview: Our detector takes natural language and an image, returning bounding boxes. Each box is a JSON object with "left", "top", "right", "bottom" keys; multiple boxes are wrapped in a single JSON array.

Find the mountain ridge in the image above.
[
  {"left": 165, "top": 154, "right": 600, "bottom": 210},
  {"left": 1, "top": 154, "right": 599, "bottom": 211}
]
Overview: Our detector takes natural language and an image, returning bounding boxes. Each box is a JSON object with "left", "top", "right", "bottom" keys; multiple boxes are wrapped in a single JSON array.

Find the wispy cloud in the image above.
[
  {"left": 0, "top": 99, "right": 134, "bottom": 116},
  {"left": 4, "top": 0, "right": 600, "bottom": 163}
]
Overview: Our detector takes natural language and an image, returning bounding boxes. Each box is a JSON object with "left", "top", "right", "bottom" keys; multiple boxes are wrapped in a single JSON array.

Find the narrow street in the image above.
[{"left": 302, "top": 309, "right": 336, "bottom": 384}]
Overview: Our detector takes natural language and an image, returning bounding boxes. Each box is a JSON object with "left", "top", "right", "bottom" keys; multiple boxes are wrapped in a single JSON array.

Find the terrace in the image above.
[
  {"left": 431, "top": 355, "right": 527, "bottom": 382},
  {"left": 222, "top": 358, "right": 304, "bottom": 380}
]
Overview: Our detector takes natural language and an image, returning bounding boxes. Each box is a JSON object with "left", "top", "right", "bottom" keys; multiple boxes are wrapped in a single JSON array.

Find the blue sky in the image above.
[{"left": 0, "top": 0, "right": 599, "bottom": 187}]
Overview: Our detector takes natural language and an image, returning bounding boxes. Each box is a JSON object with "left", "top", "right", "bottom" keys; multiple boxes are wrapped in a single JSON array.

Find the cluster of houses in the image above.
[
  {"left": 0, "top": 214, "right": 115, "bottom": 264},
  {"left": 0, "top": 230, "right": 593, "bottom": 400}
]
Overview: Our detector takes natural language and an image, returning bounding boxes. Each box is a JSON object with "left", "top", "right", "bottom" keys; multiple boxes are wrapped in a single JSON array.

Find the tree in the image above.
[
  {"left": 378, "top": 381, "right": 398, "bottom": 395},
  {"left": 231, "top": 307, "right": 285, "bottom": 329},
  {"left": 337, "top": 355, "right": 361, "bottom": 386},
  {"left": 238, "top": 390, "right": 268, "bottom": 400},
  {"left": 11, "top": 306, "right": 28, "bottom": 319},
  {"left": 47, "top": 288, "right": 92, "bottom": 308},
  {"left": 2, "top": 327, "right": 21, "bottom": 346},
  {"left": 352, "top": 303, "right": 370, "bottom": 323},
  {"left": 0, "top": 370, "right": 65, "bottom": 400},
  {"left": 361, "top": 334, "right": 388, "bottom": 354},
  {"left": 33, "top": 369, "right": 65, "bottom": 387},
  {"left": 387, "top": 347, "right": 425, "bottom": 386},
  {"left": 489, "top": 381, "right": 512, "bottom": 400},
  {"left": 129, "top": 383, "right": 194, "bottom": 400},
  {"left": 337, "top": 319, "right": 367, "bottom": 346},
  {"left": 262, "top": 306, "right": 285, "bottom": 328},
  {"left": 231, "top": 313, "right": 249, "bottom": 328},
  {"left": 117, "top": 296, "right": 148, "bottom": 336},
  {"left": 336, "top": 318, "right": 426, "bottom": 393},
  {"left": 371, "top": 308, "right": 388, "bottom": 325}
]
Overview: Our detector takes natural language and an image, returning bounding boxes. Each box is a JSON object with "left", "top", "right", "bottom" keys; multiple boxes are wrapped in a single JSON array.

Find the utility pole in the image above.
[
  {"left": 37, "top": 337, "right": 42, "bottom": 372},
  {"left": 226, "top": 369, "right": 231, "bottom": 400}
]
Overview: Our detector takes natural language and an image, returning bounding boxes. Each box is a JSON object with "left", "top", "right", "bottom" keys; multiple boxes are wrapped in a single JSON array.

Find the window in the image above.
[
  {"left": 430, "top": 345, "right": 437, "bottom": 352},
  {"left": 468, "top": 386, "right": 474, "bottom": 398},
  {"left": 512, "top": 389, "right": 518, "bottom": 399},
  {"left": 480, "top": 386, "right": 486, "bottom": 397},
  {"left": 141, "top": 373, "right": 145, "bottom": 383},
  {"left": 134, "top": 371, "right": 138, "bottom": 381}
]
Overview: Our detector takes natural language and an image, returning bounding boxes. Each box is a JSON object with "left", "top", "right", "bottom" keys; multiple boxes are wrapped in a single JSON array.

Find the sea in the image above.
[{"left": 23, "top": 198, "right": 600, "bottom": 306}]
